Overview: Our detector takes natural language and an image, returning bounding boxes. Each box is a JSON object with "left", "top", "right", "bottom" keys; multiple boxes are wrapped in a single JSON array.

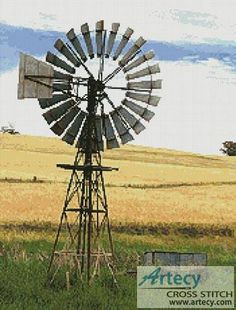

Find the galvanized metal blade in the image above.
[
  {"left": 126, "top": 91, "right": 160, "bottom": 106},
  {"left": 110, "top": 110, "right": 134, "bottom": 144},
  {"left": 50, "top": 105, "right": 80, "bottom": 136},
  {"left": 66, "top": 28, "right": 87, "bottom": 62},
  {"left": 53, "top": 70, "right": 73, "bottom": 80},
  {"left": 62, "top": 110, "right": 87, "bottom": 145},
  {"left": 96, "top": 20, "right": 104, "bottom": 57},
  {"left": 110, "top": 110, "right": 127, "bottom": 135},
  {"left": 106, "top": 139, "right": 119, "bottom": 149},
  {"left": 126, "top": 64, "right": 160, "bottom": 80},
  {"left": 38, "top": 94, "right": 70, "bottom": 109},
  {"left": 116, "top": 105, "right": 145, "bottom": 134},
  {"left": 120, "top": 131, "right": 134, "bottom": 144},
  {"left": 122, "top": 98, "right": 155, "bottom": 121},
  {"left": 54, "top": 39, "right": 81, "bottom": 67},
  {"left": 113, "top": 27, "right": 134, "bottom": 61},
  {"left": 127, "top": 80, "right": 162, "bottom": 90},
  {"left": 53, "top": 82, "right": 72, "bottom": 91},
  {"left": 123, "top": 50, "right": 155, "bottom": 73},
  {"left": 103, "top": 114, "right": 119, "bottom": 149},
  {"left": 105, "top": 23, "right": 120, "bottom": 58},
  {"left": 81, "top": 23, "right": 94, "bottom": 58},
  {"left": 42, "top": 99, "right": 75, "bottom": 124},
  {"left": 122, "top": 98, "right": 145, "bottom": 116},
  {"left": 46, "top": 52, "right": 75, "bottom": 74},
  {"left": 119, "top": 37, "right": 146, "bottom": 67}
]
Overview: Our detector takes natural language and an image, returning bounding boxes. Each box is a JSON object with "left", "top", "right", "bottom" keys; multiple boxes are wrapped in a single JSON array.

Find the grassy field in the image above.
[
  {"left": 0, "top": 134, "right": 236, "bottom": 309},
  {"left": 0, "top": 225, "right": 235, "bottom": 310}
]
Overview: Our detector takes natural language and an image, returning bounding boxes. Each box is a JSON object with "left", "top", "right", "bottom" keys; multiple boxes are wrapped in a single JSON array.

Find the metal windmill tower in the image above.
[{"left": 17, "top": 20, "right": 162, "bottom": 284}]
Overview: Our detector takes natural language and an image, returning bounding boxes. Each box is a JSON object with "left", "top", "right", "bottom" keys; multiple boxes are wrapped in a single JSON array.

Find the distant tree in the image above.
[
  {"left": 220, "top": 141, "right": 236, "bottom": 156},
  {"left": 0, "top": 123, "right": 20, "bottom": 135}
]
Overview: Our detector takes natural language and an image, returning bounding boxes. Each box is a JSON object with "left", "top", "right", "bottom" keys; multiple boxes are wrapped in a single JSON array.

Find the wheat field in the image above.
[{"left": 0, "top": 134, "right": 236, "bottom": 225}]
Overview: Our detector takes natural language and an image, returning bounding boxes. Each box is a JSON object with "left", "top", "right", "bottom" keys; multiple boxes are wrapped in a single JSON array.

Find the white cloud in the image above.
[
  {"left": 0, "top": 58, "right": 235, "bottom": 155},
  {"left": 0, "top": 0, "right": 236, "bottom": 43}
]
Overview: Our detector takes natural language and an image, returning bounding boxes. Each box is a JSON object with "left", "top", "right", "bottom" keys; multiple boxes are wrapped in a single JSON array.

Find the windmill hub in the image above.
[
  {"left": 87, "top": 76, "right": 105, "bottom": 93},
  {"left": 86, "top": 77, "right": 105, "bottom": 113},
  {"left": 95, "top": 79, "right": 105, "bottom": 92}
]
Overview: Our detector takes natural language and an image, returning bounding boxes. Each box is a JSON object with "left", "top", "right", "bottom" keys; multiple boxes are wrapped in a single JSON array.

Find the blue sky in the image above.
[
  {"left": 0, "top": 0, "right": 235, "bottom": 154},
  {"left": 1, "top": 22, "right": 236, "bottom": 72}
]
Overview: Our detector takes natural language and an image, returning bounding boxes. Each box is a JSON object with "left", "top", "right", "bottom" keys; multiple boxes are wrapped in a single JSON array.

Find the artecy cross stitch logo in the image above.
[
  {"left": 137, "top": 266, "right": 234, "bottom": 309},
  {"left": 138, "top": 267, "right": 201, "bottom": 289}
]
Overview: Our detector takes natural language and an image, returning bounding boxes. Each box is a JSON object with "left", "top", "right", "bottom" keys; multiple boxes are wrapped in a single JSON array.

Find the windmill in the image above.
[{"left": 17, "top": 20, "right": 162, "bottom": 284}]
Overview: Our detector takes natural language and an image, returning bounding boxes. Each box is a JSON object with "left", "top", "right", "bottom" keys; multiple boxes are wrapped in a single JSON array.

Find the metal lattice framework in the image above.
[{"left": 17, "top": 20, "right": 162, "bottom": 284}]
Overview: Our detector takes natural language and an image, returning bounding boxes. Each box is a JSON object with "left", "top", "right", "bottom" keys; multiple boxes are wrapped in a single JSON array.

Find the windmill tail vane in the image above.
[{"left": 17, "top": 20, "right": 162, "bottom": 285}]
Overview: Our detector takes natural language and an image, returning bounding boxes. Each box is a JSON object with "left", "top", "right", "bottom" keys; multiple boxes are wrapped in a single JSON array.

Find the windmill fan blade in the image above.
[
  {"left": 126, "top": 64, "right": 160, "bottom": 80},
  {"left": 126, "top": 91, "right": 160, "bottom": 106},
  {"left": 122, "top": 99, "right": 155, "bottom": 122},
  {"left": 116, "top": 106, "right": 145, "bottom": 134},
  {"left": 110, "top": 110, "right": 134, "bottom": 144},
  {"left": 62, "top": 110, "right": 87, "bottom": 145},
  {"left": 81, "top": 23, "right": 94, "bottom": 58},
  {"left": 54, "top": 39, "right": 81, "bottom": 67},
  {"left": 50, "top": 106, "right": 80, "bottom": 136},
  {"left": 95, "top": 115, "right": 104, "bottom": 151},
  {"left": 106, "top": 139, "right": 119, "bottom": 149},
  {"left": 96, "top": 20, "right": 104, "bottom": 57},
  {"left": 103, "top": 114, "right": 119, "bottom": 149},
  {"left": 38, "top": 94, "right": 70, "bottom": 109},
  {"left": 42, "top": 99, "right": 75, "bottom": 124},
  {"left": 119, "top": 37, "right": 146, "bottom": 67},
  {"left": 105, "top": 23, "right": 120, "bottom": 58},
  {"left": 127, "top": 80, "right": 162, "bottom": 90},
  {"left": 53, "top": 82, "right": 72, "bottom": 91},
  {"left": 113, "top": 27, "right": 134, "bottom": 61},
  {"left": 53, "top": 70, "right": 73, "bottom": 80},
  {"left": 66, "top": 28, "right": 87, "bottom": 62},
  {"left": 46, "top": 52, "right": 75, "bottom": 74},
  {"left": 123, "top": 50, "right": 155, "bottom": 73}
]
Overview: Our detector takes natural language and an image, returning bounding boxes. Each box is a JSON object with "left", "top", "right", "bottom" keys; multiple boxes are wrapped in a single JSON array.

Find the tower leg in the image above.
[{"left": 47, "top": 149, "right": 117, "bottom": 285}]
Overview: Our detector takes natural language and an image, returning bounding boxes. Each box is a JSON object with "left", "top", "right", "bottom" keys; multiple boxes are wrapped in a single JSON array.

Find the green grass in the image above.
[
  {"left": 0, "top": 260, "right": 135, "bottom": 310},
  {"left": 0, "top": 225, "right": 235, "bottom": 310}
]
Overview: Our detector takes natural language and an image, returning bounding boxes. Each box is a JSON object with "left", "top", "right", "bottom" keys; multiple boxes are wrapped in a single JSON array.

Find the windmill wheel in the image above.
[{"left": 38, "top": 20, "right": 162, "bottom": 150}]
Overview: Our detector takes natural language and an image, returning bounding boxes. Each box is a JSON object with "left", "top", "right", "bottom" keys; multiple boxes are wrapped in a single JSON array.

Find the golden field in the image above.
[{"left": 0, "top": 134, "right": 236, "bottom": 225}]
